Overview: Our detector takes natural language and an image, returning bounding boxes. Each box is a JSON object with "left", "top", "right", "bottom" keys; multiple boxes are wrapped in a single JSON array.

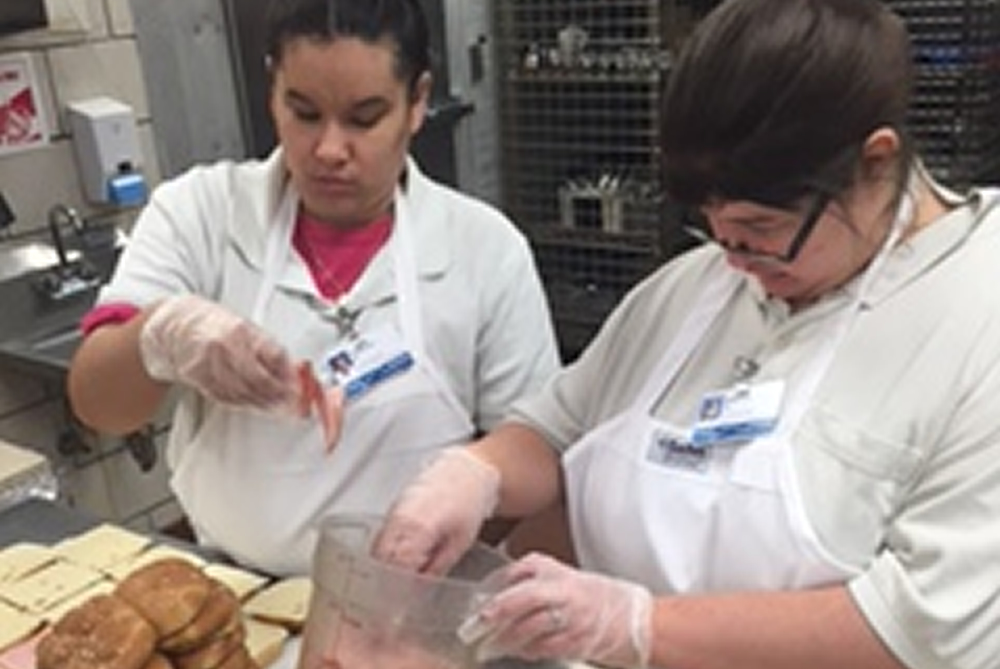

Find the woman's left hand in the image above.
[{"left": 459, "top": 553, "right": 653, "bottom": 668}]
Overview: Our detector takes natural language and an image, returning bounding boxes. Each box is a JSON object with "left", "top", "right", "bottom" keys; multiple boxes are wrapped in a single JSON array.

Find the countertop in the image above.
[
  {"left": 0, "top": 442, "right": 57, "bottom": 516},
  {"left": 0, "top": 501, "right": 577, "bottom": 669},
  {"left": 0, "top": 497, "right": 97, "bottom": 546}
]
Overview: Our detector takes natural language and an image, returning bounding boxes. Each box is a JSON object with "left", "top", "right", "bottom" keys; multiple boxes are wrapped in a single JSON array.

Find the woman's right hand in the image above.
[
  {"left": 373, "top": 447, "right": 501, "bottom": 575},
  {"left": 139, "top": 294, "right": 298, "bottom": 409},
  {"left": 139, "top": 294, "right": 344, "bottom": 450}
]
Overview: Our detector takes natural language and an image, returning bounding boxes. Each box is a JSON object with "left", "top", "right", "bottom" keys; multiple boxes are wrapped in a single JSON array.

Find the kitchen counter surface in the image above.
[
  {"left": 0, "top": 500, "right": 580, "bottom": 669},
  {"left": 0, "top": 497, "right": 99, "bottom": 546}
]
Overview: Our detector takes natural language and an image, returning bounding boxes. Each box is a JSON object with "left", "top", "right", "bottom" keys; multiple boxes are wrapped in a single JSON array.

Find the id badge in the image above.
[
  {"left": 690, "top": 379, "right": 785, "bottom": 447},
  {"left": 319, "top": 326, "right": 414, "bottom": 401},
  {"left": 646, "top": 426, "right": 709, "bottom": 473}
]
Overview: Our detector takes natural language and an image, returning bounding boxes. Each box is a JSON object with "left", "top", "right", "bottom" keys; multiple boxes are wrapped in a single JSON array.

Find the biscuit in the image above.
[
  {"left": 141, "top": 654, "right": 175, "bottom": 669},
  {"left": 36, "top": 594, "right": 157, "bottom": 669},
  {"left": 106, "top": 546, "right": 207, "bottom": 582},
  {"left": 116, "top": 558, "right": 213, "bottom": 638},
  {"left": 216, "top": 645, "right": 257, "bottom": 669},
  {"left": 172, "top": 625, "right": 246, "bottom": 669},
  {"left": 160, "top": 580, "right": 240, "bottom": 653}
]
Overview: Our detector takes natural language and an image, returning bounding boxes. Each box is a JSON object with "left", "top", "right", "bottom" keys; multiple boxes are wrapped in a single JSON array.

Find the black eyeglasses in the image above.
[{"left": 683, "top": 192, "right": 830, "bottom": 264}]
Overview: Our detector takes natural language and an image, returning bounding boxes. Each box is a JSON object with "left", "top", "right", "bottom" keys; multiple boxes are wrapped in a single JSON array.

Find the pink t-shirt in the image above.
[{"left": 80, "top": 210, "right": 394, "bottom": 335}]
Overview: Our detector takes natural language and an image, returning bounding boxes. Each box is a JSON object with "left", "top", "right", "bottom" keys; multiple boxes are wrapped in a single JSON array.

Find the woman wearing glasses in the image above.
[{"left": 374, "top": 0, "right": 1000, "bottom": 667}]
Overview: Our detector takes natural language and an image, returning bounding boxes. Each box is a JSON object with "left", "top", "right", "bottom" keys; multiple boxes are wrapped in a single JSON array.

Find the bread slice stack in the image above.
[{"left": 37, "top": 558, "right": 258, "bottom": 669}]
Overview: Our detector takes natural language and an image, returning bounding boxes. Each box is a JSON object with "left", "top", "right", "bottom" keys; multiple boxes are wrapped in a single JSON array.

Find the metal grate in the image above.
[
  {"left": 494, "top": 1, "right": 711, "bottom": 359},
  {"left": 886, "top": 0, "right": 1000, "bottom": 187},
  {"left": 496, "top": 1, "right": 998, "bottom": 358}
]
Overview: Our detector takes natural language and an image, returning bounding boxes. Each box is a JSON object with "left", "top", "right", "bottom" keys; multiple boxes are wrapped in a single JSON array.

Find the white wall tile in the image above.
[
  {"left": 47, "top": 38, "right": 150, "bottom": 129},
  {"left": 0, "top": 138, "right": 87, "bottom": 232},
  {"left": 105, "top": 0, "right": 135, "bottom": 37},
  {"left": 43, "top": 0, "right": 98, "bottom": 37}
]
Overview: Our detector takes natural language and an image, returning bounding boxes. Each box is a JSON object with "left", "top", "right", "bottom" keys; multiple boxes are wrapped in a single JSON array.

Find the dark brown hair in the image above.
[
  {"left": 264, "top": 0, "right": 431, "bottom": 96},
  {"left": 662, "top": 0, "right": 915, "bottom": 209}
]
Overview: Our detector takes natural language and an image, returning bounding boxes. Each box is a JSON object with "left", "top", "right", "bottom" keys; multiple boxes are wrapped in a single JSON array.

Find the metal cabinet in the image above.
[{"left": 494, "top": 1, "right": 711, "bottom": 359}]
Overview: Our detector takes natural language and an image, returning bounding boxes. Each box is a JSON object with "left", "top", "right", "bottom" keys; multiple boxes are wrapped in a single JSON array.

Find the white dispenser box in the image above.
[{"left": 67, "top": 97, "right": 147, "bottom": 206}]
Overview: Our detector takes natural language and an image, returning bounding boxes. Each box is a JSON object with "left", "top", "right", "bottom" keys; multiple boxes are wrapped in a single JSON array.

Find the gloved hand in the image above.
[
  {"left": 373, "top": 447, "right": 500, "bottom": 575},
  {"left": 140, "top": 293, "right": 299, "bottom": 410},
  {"left": 140, "top": 295, "right": 344, "bottom": 450},
  {"left": 458, "top": 553, "right": 653, "bottom": 668}
]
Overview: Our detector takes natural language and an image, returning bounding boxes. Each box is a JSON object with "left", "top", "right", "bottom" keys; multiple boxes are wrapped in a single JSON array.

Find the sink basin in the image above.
[
  {"left": 27, "top": 324, "right": 82, "bottom": 353},
  {"left": 0, "top": 229, "right": 124, "bottom": 378},
  {"left": 0, "top": 242, "right": 81, "bottom": 283}
]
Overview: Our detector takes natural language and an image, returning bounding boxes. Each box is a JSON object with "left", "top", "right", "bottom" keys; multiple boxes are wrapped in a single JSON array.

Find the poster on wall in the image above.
[{"left": 0, "top": 52, "right": 49, "bottom": 156}]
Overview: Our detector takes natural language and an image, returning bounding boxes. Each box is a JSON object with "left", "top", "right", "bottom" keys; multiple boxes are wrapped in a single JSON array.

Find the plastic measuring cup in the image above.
[{"left": 297, "top": 514, "right": 510, "bottom": 669}]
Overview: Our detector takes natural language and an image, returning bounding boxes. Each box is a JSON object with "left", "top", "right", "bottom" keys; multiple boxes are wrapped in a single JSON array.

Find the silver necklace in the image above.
[{"left": 298, "top": 236, "right": 363, "bottom": 339}]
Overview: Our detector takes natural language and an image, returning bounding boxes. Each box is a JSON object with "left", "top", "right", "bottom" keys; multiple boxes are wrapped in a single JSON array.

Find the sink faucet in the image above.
[
  {"left": 47, "top": 204, "right": 85, "bottom": 269},
  {"left": 37, "top": 204, "right": 98, "bottom": 300}
]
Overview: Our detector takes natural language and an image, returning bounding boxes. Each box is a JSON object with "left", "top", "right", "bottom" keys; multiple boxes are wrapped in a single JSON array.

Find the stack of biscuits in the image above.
[{"left": 36, "top": 558, "right": 258, "bottom": 669}]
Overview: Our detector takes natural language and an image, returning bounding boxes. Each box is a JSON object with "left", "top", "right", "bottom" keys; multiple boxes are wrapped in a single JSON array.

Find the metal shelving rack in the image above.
[
  {"left": 496, "top": 1, "right": 997, "bottom": 359},
  {"left": 886, "top": 0, "right": 1000, "bottom": 187},
  {"left": 494, "top": 1, "right": 712, "bottom": 359}
]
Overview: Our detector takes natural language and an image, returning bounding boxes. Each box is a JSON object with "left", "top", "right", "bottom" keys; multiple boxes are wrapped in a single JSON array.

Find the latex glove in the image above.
[
  {"left": 140, "top": 294, "right": 298, "bottom": 407},
  {"left": 141, "top": 295, "right": 345, "bottom": 450},
  {"left": 373, "top": 447, "right": 500, "bottom": 575},
  {"left": 458, "top": 553, "right": 653, "bottom": 668}
]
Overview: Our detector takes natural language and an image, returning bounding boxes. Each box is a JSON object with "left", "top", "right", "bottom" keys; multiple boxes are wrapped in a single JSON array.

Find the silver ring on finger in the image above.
[{"left": 547, "top": 606, "right": 567, "bottom": 632}]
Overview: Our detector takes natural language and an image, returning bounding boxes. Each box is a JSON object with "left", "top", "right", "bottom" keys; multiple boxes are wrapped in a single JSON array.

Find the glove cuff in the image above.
[
  {"left": 628, "top": 583, "right": 654, "bottom": 669},
  {"left": 138, "top": 296, "right": 184, "bottom": 382},
  {"left": 437, "top": 447, "right": 502, "bottom": 520}
]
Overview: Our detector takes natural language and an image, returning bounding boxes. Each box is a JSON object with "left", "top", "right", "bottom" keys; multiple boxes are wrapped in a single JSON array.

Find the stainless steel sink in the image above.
[
  {"left": 0, "top": 231, "right": 123, "bottom": 378},
  {"left": 24, "top": 324, "right": 83, "bottom": 356},
  {"left": 0, "top": 241, "right": 81, "bottom": 283}
]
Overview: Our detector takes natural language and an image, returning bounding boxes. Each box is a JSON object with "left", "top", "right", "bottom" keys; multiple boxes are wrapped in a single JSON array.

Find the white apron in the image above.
[
  {"left": 171, "top": 184, "right": 473, "bottom": 576},
  {"left": 565, "top": 197, "right": 912, "bottom": 593}
]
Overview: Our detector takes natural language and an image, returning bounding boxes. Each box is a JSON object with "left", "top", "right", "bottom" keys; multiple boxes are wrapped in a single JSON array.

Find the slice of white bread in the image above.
[
  {"left": 53, "top": 523, "right": 152, "bottom": 571},
  {"left": 243, "top": 617, "right": 290, "bottom": 668},
  {"left": 242, "top": 576, "right": 312, "bottom": 632},
  {"left": 0, "top": 559, "right": 105, "bottom": 614},
  {"left": 0, "top": 543, "right": 58, "bottom": 584},
  {"left": 203, "top": 562, "right": 269, "bottom": 601},
  {"left": 0, "top": 600, "right": 42, "bottom": 652}
]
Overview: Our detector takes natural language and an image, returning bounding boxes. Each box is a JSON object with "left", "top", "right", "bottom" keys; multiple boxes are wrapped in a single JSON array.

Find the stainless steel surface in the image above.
[
  {"left": 0, "top": 227, "right": 123, "bottom": 378},
  {"left": 0, "top": 241, "right": 80, "bottom": 283},
  {"left": 0, "top": 441, "right": 57, "bottom": 515}
]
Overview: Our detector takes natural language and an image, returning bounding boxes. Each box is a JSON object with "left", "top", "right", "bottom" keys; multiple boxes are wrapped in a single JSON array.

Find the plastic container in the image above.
[{"left": 297, "top": 514, "right": 509, "bottom": 669}]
